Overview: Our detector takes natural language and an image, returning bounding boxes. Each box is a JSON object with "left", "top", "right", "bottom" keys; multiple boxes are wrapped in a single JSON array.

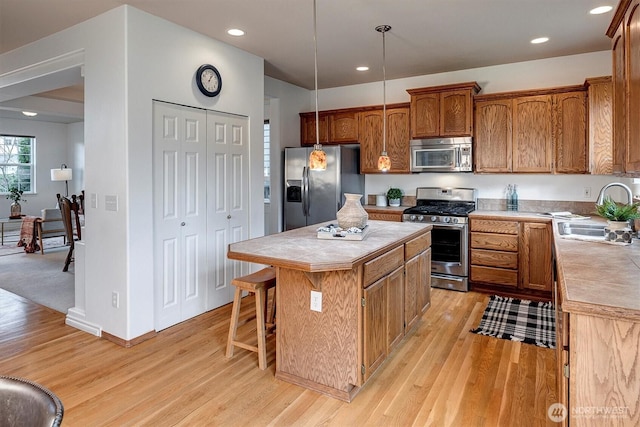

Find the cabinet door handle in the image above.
[
  {"left": 181, "top": 222, "right": 186, "bottom": 226},
  {"left": 227, "top": 215, "right": 231, "bottom": 219}
]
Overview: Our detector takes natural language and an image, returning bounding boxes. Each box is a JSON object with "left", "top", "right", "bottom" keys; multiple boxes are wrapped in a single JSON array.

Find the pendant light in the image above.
[
  {"left": 309, "top": 0, "right": 327, "bottom": 171},
  {"left": 376, "top": 25, "right": 391, "bottom": 172}
]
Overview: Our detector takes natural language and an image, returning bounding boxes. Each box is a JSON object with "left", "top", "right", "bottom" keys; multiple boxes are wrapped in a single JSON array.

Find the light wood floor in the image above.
[{"left": 0, "top": 287, "right": 558, "bottom": 426}]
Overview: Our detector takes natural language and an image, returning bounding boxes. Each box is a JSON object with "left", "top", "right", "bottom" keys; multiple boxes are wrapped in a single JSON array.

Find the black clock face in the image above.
[{"left": 196, "top": 64, "right": 222, "bottom": 97}]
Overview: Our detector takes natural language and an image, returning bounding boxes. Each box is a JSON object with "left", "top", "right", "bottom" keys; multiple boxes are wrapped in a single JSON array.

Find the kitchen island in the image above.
[{"left": 227, "top": 220, "right": 432, "bottom": 401}]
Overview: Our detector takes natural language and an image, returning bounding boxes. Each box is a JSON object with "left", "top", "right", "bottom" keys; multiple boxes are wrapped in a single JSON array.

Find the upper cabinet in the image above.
[
  {"left": 607, "top": 0, "right": 640, "bottom": 175},
  {"left": 300, "top": 112, "right": 329, "bottom": 146},
  {"left": 359, "top": 106, "right": 411, "bottom": 174},
  {"left": 554, "top": 91, "right": 587, "bottom": 173},
  {"left": 407, "top": 82, "right": 481, "bottom": 139},
  {"left": 474, "top": 86, "right": 587, "bottom": 174},
  {"left": 300, "top": 111, "right": 359, "bottom": 145},
  {"left": 585, "top": 76, "right": 613, "bottom": 175}
]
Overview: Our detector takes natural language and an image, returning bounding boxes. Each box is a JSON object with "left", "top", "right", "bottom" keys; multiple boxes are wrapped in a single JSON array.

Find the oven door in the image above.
[{"left": 430, "top": 223, "right": 468, "bottom": 277}]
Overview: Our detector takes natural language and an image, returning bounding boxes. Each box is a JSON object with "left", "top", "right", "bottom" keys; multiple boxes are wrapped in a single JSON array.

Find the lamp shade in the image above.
[{"left": 51, "top": 168, "right": 72, "bottom": 181}]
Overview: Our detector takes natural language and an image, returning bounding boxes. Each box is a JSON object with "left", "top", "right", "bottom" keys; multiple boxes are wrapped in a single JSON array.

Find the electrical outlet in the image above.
[
  {"left": 112, "top": 291, "right": 119, "bottom": 308},
  {"left": 583, "top": 187, "right": 592, "bottom": 199},
  {"left": 310, "top": 290, "right": 322, "bottom": 312}
]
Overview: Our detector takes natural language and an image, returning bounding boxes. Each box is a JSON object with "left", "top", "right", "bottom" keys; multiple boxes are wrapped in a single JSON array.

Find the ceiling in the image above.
[{"left": 0, "top": 0, "right": 618, "bottom": 122}]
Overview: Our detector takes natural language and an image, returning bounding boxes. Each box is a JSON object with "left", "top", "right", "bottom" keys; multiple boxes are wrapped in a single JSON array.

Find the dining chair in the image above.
[{"left": 58, "top": 195, "right": 80, "bottom": 272}]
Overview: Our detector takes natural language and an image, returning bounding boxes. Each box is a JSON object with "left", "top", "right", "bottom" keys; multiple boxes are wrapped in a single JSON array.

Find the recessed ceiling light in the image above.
[
  {"left": 531, "top": 37, "right": 549, "bottom": 44},
  {"left": 356, "top": 66, "right": 369, "bottom": 72},
  {"left": 590, "top": 6, "right": 613, "bottom": 15},
  {"left": 227, "top": 29, "right": 245, "bottom": 36},
  {"left": 22, "top": 111, "right": 37, "bottom": 117}
]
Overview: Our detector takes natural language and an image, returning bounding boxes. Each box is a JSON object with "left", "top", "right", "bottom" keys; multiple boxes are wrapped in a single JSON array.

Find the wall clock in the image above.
[{"left": 196, "top": 64, "right": 222, "bottom": 97}]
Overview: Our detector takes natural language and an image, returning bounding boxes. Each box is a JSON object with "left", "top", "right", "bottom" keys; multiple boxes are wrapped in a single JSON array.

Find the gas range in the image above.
[
  {"left": 402, "top": 188, "right": 476, "bottom": 223},
  {"left": 402, "top": 187, "right": 477, "bottom": 292}
]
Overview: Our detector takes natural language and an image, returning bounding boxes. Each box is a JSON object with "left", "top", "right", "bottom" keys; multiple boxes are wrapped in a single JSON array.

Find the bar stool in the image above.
[{"left": 226, "top": 267, "right": 276, "bottom": 370}]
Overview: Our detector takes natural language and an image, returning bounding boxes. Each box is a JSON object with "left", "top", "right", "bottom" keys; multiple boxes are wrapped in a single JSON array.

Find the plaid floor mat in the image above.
[{"left": 470, "top": 295, "right": 556, "bottom": 348}]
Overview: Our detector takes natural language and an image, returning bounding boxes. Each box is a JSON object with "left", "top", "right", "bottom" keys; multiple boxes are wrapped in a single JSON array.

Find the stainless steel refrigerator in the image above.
[{"left": 284, "top": 145, "right": 364, "bottom": 230}]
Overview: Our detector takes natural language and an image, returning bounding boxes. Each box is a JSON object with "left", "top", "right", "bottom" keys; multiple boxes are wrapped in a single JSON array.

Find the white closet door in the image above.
[
  {"left": 206, "top": 111, "right": 250, "bottom": 309},
  {"left": 153, "top": 101, "right": 207, "bottom": 331}
]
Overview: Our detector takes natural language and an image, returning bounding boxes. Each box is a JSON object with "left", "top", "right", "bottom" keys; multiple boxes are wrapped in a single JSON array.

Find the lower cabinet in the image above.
[
  {"left": 470, "top": 217, "right": 552, "bottom": 299},
  {"left": 362, "top": 231, "right": 431, "bottom": 382},
  {"left": 554, "top": 277, "right": 640, "bottom": 427}
]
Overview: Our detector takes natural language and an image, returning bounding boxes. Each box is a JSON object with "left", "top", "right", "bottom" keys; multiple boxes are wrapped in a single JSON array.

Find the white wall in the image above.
[
  {"left": 0, "top": 118, "right": 84, "bottom": 214},
  {"left": 0, "top": 5, "right": 264, "bottom": 340},
  {"left": 303, "top": 51, "right": 633, "bottom": 203},
  {"left": 264, "top": 76, "right": 309, "bottom": 232}
]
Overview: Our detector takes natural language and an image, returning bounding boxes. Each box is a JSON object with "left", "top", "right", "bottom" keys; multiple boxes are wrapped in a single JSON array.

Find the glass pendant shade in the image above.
[
  {"left": 377, "top": 152, "right": 391, "bottom": 172},
  {"left": 309, "top": 143, "right": 327, "bottom": 170}
]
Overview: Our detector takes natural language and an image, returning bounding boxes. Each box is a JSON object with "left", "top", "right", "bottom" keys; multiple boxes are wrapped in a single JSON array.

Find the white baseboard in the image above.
[{"left": 66, "top": 307, "right": 102, "bottom": 336}]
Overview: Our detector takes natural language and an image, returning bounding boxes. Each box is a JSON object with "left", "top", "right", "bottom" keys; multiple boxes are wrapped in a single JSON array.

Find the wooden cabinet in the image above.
[
  {"left": 363, "top": 266, "right": 404, "bottom": 382},
  {"left": 608, "top": 0, "right": 640, "bottom": 175},
  {"left": 329, "top": 111, "right": 359, "bottom": 143},
  {"left": 554, "top": 278, "right": 640, "bottom": 426},
  {"left": 407, "top": 82, "right": 480, "bottom": 139},
  {"left": 513, "top": 95, "right": 553, "bottom": 173},
  {"left": 470, "top": 219, "right": 519, "bottom": 288},
  {"left": 519, "top": 222, "right": 553, "bottom": 292},
  {"left": 300, "top": 111, "right": 359, "bottom": 145},
  {"left": 475, "top": 87, "right": 587, "bottom": 174},
  {"left": 470, "top": 217, "right": 552, "bottom": 298},
  {"left": 404, "top": 232, "right": 432, "bottom": 331},
  {"left": 359, "top": 106, "right": 410, "bottom": 174},
  {"left": 300, "top": 112, "right": 329, "bottom": 146},
  {"left": 474, "top": 99, "right": 512, "bottom": 173},
  {"left": 585, "top": 76, "right": 613, "bottom": 174},
  {"left": 364, "top": 208, "right": 403, "bottom": 222},
  {"left": 362, "top": 231, "right": 431, "bottom": 382},
  {"left": 554, "top": 91, "right": 587, "bottom": 173}
]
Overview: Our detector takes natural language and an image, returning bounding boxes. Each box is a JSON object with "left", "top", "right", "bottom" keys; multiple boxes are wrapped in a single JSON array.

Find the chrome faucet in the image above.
[{"left": 596, "top": 182, "right": 634, "bottom": 205}]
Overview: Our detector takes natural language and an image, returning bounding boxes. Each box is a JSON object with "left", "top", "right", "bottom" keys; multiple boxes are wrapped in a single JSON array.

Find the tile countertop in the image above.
[{"left": 471, "top": 210, "right": 640, "bottom": 321}]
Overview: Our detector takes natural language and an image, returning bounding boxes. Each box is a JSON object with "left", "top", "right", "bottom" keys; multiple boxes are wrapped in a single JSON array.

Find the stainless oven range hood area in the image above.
[{"left": 410, "top": 137, "right": 472, "bottom": 173}]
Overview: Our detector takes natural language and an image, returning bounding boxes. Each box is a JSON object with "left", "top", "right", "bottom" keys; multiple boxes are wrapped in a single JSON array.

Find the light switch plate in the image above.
[{"left": 105, "top": 195, "right": 118, "bottom": 211}]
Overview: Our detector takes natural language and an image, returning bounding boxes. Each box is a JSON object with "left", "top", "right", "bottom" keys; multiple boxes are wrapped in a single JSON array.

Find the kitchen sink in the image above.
[{"left": 556, "top": 222, "right": 606, "bottom": 238}]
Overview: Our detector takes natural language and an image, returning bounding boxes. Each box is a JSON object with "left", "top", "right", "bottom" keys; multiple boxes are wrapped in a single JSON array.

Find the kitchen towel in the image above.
[{"left": 470, "top": 295, "right": 556, "bottom": 349}]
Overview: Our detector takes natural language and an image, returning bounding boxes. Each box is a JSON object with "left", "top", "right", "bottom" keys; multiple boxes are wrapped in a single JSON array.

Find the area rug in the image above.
[
  {"left": 470, "top": 295, "right": 556, "bottom": 348},
  {"left": 0, "top": 236, "right": 66, "bottom": 256}
]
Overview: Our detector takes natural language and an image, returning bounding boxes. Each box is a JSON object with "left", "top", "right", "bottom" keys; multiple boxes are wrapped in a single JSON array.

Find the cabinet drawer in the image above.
[
  {"left": 363, "top": 246, "right": 404, "bottom": 287},
  {"left": 470, "top": 219, "right": 519, "bottom": 234},
  {"left": 470, "top": 265, "right": 518, "bottom": 287},
  {"left": 471, "top": 232, "right": 518, "bottom": 252},
  {"left": 368, "top": 212, "right": 402, "bottom": 222},
  {"left": 405, "top": 232, "right": 431, "bottom": 260},
  {"left": 471, "top": 248, "right": 518, "bottom": 269}
]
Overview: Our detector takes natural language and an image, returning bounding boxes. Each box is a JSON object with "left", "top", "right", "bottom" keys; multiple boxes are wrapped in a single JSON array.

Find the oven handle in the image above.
[{"left": 431, "top": 223, "right": 467, "bottom": 230}]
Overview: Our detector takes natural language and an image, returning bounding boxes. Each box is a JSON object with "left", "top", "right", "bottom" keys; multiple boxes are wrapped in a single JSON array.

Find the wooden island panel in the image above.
[{"left": 276, "top": 268, "right": 361, "bottom": 401}]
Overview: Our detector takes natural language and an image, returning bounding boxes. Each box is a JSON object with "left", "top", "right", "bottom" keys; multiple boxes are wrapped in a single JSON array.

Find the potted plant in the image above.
[
  {"left": 6, "top": 186, "right": 25, "bottom": 218},
  {"left": 387, "top": 188, "right": 403, "bottom": 207},
  {"left": 595, "top": 196, "right": 640, "bottom": 243}
]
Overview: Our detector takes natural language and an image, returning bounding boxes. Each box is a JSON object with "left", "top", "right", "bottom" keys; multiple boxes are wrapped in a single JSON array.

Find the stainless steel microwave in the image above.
[{"left": 410, "top": 137, "right": 473, "bottom": 172}]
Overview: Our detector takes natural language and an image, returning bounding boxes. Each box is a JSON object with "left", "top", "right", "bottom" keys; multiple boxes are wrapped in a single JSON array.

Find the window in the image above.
[
  {"left": 264, "top": 120, "right": 271, "bottom": 203},
  {"left": 1, "top": 135, "right": 35, "bottom": 194}
]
